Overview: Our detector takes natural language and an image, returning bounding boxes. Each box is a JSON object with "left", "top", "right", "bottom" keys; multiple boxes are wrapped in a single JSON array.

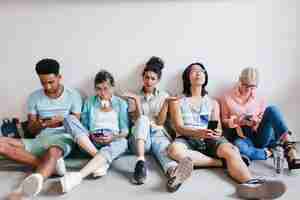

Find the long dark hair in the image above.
[{"left": 182, "top": 62, "right": 208, "bottom": 97}]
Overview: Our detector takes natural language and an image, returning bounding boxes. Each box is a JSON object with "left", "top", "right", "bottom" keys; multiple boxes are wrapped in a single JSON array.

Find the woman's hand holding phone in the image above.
[{"left": 93, "top": 134, "right": 113, "bottom": 145}]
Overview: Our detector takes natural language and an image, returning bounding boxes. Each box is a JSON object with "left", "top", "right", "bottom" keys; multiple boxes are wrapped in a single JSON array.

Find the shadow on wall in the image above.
[
  {"left": 115, "top": 63, "right": 144, "bottom": 95},
  {"left": 213, "top": 80, "right": 235, "bottom": 100},
  {"left": 164, "top": 72, "right": 182, "bottom": 96},
  {"left": 273, "top": 78, "right": 299, "bottom": 136},
  {"left": 76, "top": 74, "right": 95, "bottom": 100},
  {"left": 276, "top": 78, "right": 300, "bottom": 106}
]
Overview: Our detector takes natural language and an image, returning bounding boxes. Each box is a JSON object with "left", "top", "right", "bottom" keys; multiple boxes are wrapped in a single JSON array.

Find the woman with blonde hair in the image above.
[{"left": 220, "top": 67, "right": 300, "bottom": 170}]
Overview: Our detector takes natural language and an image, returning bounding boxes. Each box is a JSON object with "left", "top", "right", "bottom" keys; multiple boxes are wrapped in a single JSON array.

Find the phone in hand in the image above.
[
  {"left": 244, "top": 115, "right": 253, "bottom": 122},
  {"left": 89, "top": 132, "right": 104, "bottom": 142},
  {"left": 41, "top": 117, "right": 52, "bottom": 122},
  {"left": 93, "top": 133, "right": 104, "bottom": 137},
  {"left": 92, "top": 130, "right": 112, "bottom": 137},
  {"left": 207, "top": 120, "right": 218, "bottom": 131}
]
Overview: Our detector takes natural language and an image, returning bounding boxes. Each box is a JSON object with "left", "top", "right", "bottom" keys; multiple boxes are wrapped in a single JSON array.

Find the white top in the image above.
[
  {"left": 138, "top": 88, "right": 169, "bottom": 126},
  {"left": 179, "top": 95, "right": 215, "bottom": 129},
  {"left": 93, "top": 109, "right": 119, "bottom": 132}
]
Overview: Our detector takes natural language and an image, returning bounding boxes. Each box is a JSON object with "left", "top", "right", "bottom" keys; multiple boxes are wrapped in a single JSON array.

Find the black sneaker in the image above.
[
  {"left": 236, "top": 178, "right": 286, "bottom": 199},
  {"left": 166, "top": 157, "right": 193, "bottom": 193},
  {"left": 132, "top": 160, "right": 147, "bottom": 185},
  {"left": 241, "top": 155, "right": 251, "bottom": 167}
]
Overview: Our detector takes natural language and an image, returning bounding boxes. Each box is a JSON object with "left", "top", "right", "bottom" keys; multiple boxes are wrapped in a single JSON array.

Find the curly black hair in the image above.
[
  {"left": 142, "top": 56, "right": 164, "bottom": 79},
  {"left": 35, "top": 58, "right": 60, "bottom": 75}
]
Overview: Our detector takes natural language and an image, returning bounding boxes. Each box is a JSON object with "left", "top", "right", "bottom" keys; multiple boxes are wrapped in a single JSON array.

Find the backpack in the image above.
[{"left": 1, "top": 118, "right": 19, "bottom": 138}]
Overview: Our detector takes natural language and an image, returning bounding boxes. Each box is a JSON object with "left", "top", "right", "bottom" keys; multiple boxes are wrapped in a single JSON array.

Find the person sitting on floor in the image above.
[
  {"left": 220, "top": 67, "right": 300, "bottom": 170},
  {"left": 122, "top": 56, "right": 193, "bottom": 192},
  {"left": 59, "top": 70, "right": 129, "bottom": 193},
  {"left": 1, "top": 58, "right": 82, "bottom": 198},
  {"left": 167, "top": 62, "right": 287, "bottom": 199}
]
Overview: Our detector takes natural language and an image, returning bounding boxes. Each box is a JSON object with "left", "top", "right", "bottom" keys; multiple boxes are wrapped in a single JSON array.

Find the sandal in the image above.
[{"left": 282, "top": 141, "right": 300, "bottom": 170}]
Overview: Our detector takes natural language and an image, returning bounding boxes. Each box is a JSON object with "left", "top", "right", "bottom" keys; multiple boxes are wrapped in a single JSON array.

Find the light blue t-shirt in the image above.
[{"left": 27, "top": 87, "right": 83, "bottom": 135}]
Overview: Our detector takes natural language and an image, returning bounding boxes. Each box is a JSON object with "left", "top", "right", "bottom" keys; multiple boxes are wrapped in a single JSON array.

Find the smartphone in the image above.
[
  {"left": 207, "top": 120, "right": 218, "bottom": 131},
  {"left": 93, "top": 130, "right": 112, "bottom": 137},
  {"left": 42, "top": 117, "right": 52, "bottom": 121},
  {"left": 92, "top": 130, "right": 104, "bottom": 137},
  {"left": 244, "top": 115, "right": 253, "bottom": 122},
  {"left": 93, "top": 132, "right": 104, "bottom": 137}
]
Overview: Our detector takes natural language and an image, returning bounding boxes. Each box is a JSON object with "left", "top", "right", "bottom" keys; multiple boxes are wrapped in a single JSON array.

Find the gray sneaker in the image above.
[
  {"left": 166, "top": 157, "right": 194, "bottom": 192},
  {"left": 236, "top": 178, "right": 286, "bottom": 199}
]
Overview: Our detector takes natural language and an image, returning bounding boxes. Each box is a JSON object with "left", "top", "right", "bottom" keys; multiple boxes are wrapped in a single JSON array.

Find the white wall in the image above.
[{"left": 0, "top": 0, "right": 298, "bottom": 137}]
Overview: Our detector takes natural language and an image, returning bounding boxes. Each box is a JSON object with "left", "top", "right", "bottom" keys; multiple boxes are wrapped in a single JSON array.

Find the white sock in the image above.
[{"left": 136, "top": 157, "right": 145, "bottom": 162}]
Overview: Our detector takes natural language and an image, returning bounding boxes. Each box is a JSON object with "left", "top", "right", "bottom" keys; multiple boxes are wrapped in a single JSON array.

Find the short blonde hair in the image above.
[{"left": 239, "top": 67, "right": 259, "bottom": 86}]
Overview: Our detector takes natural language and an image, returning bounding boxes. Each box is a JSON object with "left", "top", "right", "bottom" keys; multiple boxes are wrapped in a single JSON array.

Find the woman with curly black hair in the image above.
[{"left": 123, "top": 56, "right": 193, "bottom": 192}]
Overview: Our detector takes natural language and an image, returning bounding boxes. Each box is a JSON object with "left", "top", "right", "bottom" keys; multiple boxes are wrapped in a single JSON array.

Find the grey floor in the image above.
[{"left": 1, "top": 153, "right": 299, "bottom": 200}]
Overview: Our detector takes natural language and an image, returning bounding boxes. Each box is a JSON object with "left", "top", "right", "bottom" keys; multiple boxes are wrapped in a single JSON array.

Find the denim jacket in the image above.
[{"left": 81, "top": 95, "right": 129, "bottom": 134}]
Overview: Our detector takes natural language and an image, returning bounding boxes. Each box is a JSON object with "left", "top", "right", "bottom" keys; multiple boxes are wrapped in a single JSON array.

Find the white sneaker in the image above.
[
  {"left": 6, "top": 190, "right": 30, "bottom": 200},
  {"left": 20, "top": 173, "right": 44, "bottom": 198},
  {"left": 60, "top": 172, "right": 82, "bottom": 193},
  {"left": 55, "top": 157, "right": 66, "bottom": 176},
  {"left": 92, "top": 163, "right": 109, "bottom": 178}
]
